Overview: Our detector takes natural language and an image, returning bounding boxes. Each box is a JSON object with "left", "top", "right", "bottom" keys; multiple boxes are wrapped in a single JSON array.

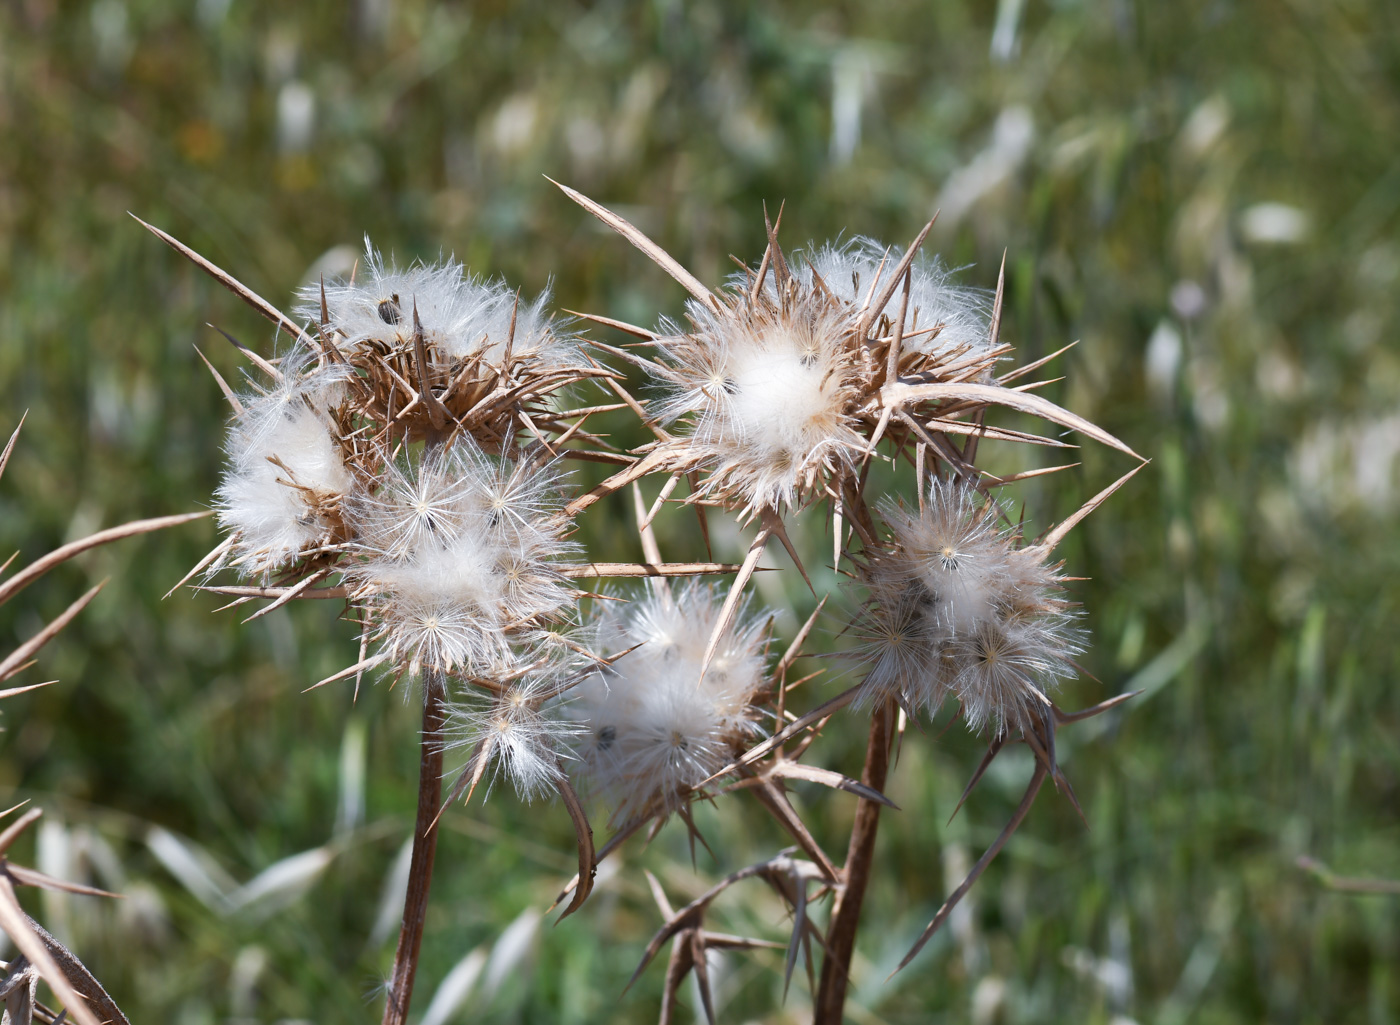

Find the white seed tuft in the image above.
[
  {"left": 654, "top": 291, "right": 865, "bottom": 512},
  {"left": 215, "top": 345, "right": 354, "bottom": 578},
  {"left": 567, "top": 582, "right": 768, "bottom": 824},
  {"left": 792, "top": 238, "right": 992, "bottom": 360},
  {"left": 855, "top": 478, "right": 1082, "bottom": 735},
  {"left": 349, "top": 439, "right": 577, "bottom": 677},
  {"left": 450, "top": 667, "right": 583, "bottom": 801},
  {"left": 299, "top": 240, "right": 579, "bottom": 370}
]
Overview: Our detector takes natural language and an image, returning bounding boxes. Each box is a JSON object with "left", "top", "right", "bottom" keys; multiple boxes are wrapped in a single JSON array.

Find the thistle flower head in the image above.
[
  {"left": 295, "top": 240, "right": 592, "bottom": 450},
  {"left": 215, "top": 344, "right": 355, "bottom": 578},
  {"left": 654, "top": 290, "right": 865, "bottom": 513},
  {"left": 349, "top": 438, "right": 577, "bottom": 677},
  {"left": 855, "top": 478, "right": 1083, "bottom": 735},
  {"left": 568, "top": 582, "right": 768, "bottom": 824}
]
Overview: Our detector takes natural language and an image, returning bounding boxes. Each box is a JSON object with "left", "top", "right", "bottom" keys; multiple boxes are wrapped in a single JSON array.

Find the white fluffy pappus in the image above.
[
  {"left": 855, "top": 478, "right": 1083, "bottom": 736},
  {"left": 348, "top": 438, "right": 578, "bottom": 677},
  {"left": 654, "top": 293, "right": 866, "bottom": 513},
  {"left": 566, "top": 582, "right": 769, "bottom": 825},
  {"left": 215, "top": 346, "right": 355, "bottom": 578},
  {"left": 790, "top": 237, "right": 992, "bottom": 360},
  {"left": 298, "top": 240, "right": 579, "bottom": 370},
  {"left": 448, "top": 666, "right": 585, "bottom": 801}
]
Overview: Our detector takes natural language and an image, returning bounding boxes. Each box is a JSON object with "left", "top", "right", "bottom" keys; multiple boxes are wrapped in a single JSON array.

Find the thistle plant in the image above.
[{"left": 144, "top": 177, "right": 1143, "bottom": 1024}]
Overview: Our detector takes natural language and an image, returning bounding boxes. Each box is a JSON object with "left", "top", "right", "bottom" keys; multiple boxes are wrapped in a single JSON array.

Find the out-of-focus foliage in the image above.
[{"left": 0, "top": 0, "right": 1397, "bottom": 1021}]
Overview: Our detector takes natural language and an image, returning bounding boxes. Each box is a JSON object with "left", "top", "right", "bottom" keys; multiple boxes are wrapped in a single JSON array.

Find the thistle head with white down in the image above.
[
  {"left": 854, "top": 478, "right": 1084, "bottom": 737},
  {"left": 567, "top": 582, "right": 770, "bottom": 826},
  {"left": 214, "top": 345, "right": 358, "bottom": 580},
  {"left": 345, "top": 438, "right": 578, "bottom": 684},
  {"left": 206, "top": 241, "right": 598, "bottom": 691},
  {"left": 645, "top": 233, "right": 997, "bottom": 519},
  {"left": 295, "top": 241, "right": 607, "bottom": 453}
]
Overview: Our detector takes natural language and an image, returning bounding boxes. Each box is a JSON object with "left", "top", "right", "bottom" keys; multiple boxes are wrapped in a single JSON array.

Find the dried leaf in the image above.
[
  {"left": 131, "top": 214, "right": 312, "bottom": 349},
  {"left": 0, "top": 878, "right": 104, "bottom": 1025},
  {"left": 769, "top": 761, "right": 898, "bottom": 808},
  {"left": 893, "top": 764, "right": 1048, "bottom": 976},
  {"left": 554, "top": 775, "right": 595, "bottom": 920},
  {"left": 0, "top": 414, "right": 26, "bottom": 486},
  {"left": 0, "top": 585, "right": 104, "bottom": 683},
  {"left": 1034, "top": 462, "right": 1147, "bottom": 554}
]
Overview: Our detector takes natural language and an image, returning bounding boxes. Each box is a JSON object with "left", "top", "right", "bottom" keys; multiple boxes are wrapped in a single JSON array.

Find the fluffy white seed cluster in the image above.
[
  {"left": 215, "top": 349, "right": 354, "bottom": 578},
  {"left": 348, "top": 442, "right": 577, "bottom": 676},
  {"left": 656, "top": 295, "right": 864, "bottom": 512},
  {"left": 650, "top": 238, "right": 991, "bottom": 514},
  {"left": 568, "top": 583, "right": 768, "bottom": 824},
  {"left": 451, "top": 663, "right": 585, "bottom": 801},
  {"left": 793, "top": 238, "right": 993, "bottom": 360},
  {"left": 856, "top": 479, "right": 1082, "bottom": 736},
  {"left": 298, "top": 241, "right": 577, "bottom": 369}
]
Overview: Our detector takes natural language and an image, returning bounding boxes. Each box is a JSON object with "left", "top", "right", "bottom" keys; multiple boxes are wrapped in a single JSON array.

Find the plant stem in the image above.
[
  {"left": 381, "top": 675, "right": 447, "bottom": 1025},
  {"left": 813, "top": 699, "right": 894, "bottom": 1025}
]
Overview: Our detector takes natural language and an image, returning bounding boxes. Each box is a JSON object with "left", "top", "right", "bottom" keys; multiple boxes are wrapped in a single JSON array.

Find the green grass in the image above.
[{"left": 1, "top": 0, "right": 1397, "bottom": 1021}]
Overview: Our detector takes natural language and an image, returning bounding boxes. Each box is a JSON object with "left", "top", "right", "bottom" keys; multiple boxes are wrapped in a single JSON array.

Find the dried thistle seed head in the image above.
[
  {"left": 567, "top": 581, "right": 768, "bottom": 824},
  {"left": 880, "top": 479, "right": 1011, "bottom": 633},
  {"left": 652, "top": 277, "right": 866, "bottom": 513},
  {"left": 854, "top": 478, "right": 1083, "bottom": 735},
  {"left": 215, "top": 344, "right": 356, "bottom": 578},
  {"left": 297, "top": 240, "right": 591, "bottom": 450},
  {"left": 947, "top": 611, "right": 1081, "bottom": 736},
  {"left": 302, "top": 240, "right": 578, "bottom": 369},
  {"left": 791, "top": 238, "right": 993, "bottom": 361},
  {"left": 347, "top": 437, "right": 578, "bottom": 677},
  {"left": 642, "top": 230, "right": 994, "bottom": 517}
]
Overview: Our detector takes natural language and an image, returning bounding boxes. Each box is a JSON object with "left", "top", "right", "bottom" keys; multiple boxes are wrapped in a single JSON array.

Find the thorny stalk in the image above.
[{"left": 382, "top": 674, "right": 447, "bottom": 1025}]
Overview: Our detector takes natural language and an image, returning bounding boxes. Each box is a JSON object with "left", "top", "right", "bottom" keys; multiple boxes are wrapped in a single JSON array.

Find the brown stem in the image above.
[
  {"left": 381, "top": 675, "right": 447, "bottom": 1025},
  {"left": 814, "top": 699, "right": 895, "bottom": 1024}
]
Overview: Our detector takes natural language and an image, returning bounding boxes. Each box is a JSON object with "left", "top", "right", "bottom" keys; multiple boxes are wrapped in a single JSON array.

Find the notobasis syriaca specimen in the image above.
[{"left": 145, "top": 181, "right": 1144, "bottom": 1025}]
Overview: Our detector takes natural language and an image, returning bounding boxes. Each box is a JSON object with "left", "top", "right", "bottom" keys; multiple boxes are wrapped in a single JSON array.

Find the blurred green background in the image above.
[{"left": 1, "top": 0, "right": 1397, "bottom": 1022}]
